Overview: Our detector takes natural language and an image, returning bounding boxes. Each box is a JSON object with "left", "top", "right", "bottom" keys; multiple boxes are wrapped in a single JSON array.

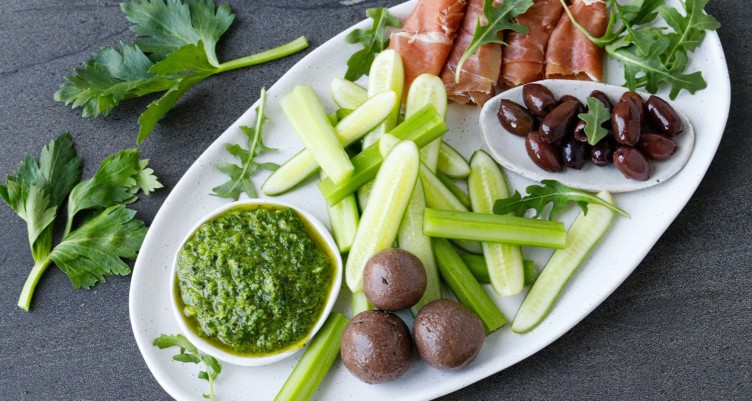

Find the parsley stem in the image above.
[
  {"left": 18, "top": 258, "right": 52, "bottom": 311},
  {"left": 215, "top": 36, "right": 309, "bottom": 73}
]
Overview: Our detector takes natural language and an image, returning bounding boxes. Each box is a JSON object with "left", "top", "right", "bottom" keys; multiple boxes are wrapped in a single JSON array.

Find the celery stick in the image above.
[
  {"left": 460, "top": 254, "right": 535, "bottom": 286},
  {"left": 397, "top": 178, "right": 441, "bottom": 315},
  {"left": 320, "top": 171, "right": 359, "bottom": 253},
  {"left": 319, "top": 105, "right": 446, "bottom": 206},
  {"left": 274, "top": 313, "right": 349, "bottom": 401},
  {"left": 351, "top": 291, "right": 374, "bottom": 315},
  {"left": 345, "top": 141, "right": 419, "bottom": 292},
  {"left": 280, "top": 85, "right": 352, "bottom": 184},
  {"left": 469, "top": 150, "right": 525, "bottom": 296},
  {"left": 405, "top": 74, "right": 447, "bottom": 171},
  {"left": 330, "top": 78, "right": 367, "bottom": 109},
  {"left": 419, "top": 164, "right": 482, "bottom": 254},
  {"left": 326, "top": 112, "right": 339, "bottom": 126},
  {"left": 423, "top": 209, "right": 567, "bottom": 249},
  {"left": 262, "top": 90, "right": 396, "bottom": 195},
  {"left": 438, "top": 141, "right": 471, "bottom": 178},
  {"left": 433, "top": 238, "right": 506, "bottom": 334},
  {"left": 512, "top": 191, "right": 616, "bottom": 333},
  {"left": 362, "top": 49, "right": 404, "bottom": 148},
  {"left": 437, "top": 172, "right": 470, "bottom": 209}
]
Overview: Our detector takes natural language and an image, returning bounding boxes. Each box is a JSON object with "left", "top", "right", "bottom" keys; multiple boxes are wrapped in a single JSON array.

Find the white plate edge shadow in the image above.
[
  {"left": 479, "top": 80, "right": 695, "bottom": 193},
  {"left": 129, "top": 1, "right": 731, "bottom": 400}
]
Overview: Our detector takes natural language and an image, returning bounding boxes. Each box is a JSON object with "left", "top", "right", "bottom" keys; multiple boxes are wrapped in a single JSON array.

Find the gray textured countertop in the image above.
[{"left": 0, "top": 1, "right": 750, "bottom": 400}]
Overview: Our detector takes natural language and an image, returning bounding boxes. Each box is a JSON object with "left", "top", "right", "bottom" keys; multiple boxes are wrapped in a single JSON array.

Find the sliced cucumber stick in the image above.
[
  {"left": 512, "top": 191, "right": 616, "bottom": 333},
  {"left": 320, "top": 171, "right": 359, "bottom": 253},
  {"left": 405, "top": 74, "right": 447, "bottom": 171},
  {"left": 362, "top": 49, "right": 404, "bottom": 148},
  {"left": 437, "top": 172, "right": 470, "bottom": 209},
  {"left": 469, "top": 150, "right": 525, "bottom": 296},
  {"left": 438, "top": 142, "right": 471, "bottom": 178},
  {"left": 345, "top": 140, "right": 419, "bottom": 292},
  {"left": 330, "top": 78, "right": 367, "bottom": 109}
]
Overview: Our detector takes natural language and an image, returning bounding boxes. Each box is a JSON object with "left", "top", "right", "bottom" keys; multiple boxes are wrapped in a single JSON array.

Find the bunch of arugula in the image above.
[
  {"left": 55, "top": 0, "right": 309, "bottom": 144},
  {"left": 455, "top": 0, "right": 533, "bottom": 82},
  {"left": 154, "top": 334, "right": 222, "bottom": 401},
  {"left": 212, "top": 88, "right": 278, "bottom": 200},
  {"left": 344, "top": 8, "right": 402, "bottom": 82},
  {"left": 494, "top": 180, "right": 629, "bottom": 220},
  {"left": 560, "top": 0, "right": 720, "bottom": 99},
  {"left": 0, "top": 133, "right": 162, "bottom": 310}
]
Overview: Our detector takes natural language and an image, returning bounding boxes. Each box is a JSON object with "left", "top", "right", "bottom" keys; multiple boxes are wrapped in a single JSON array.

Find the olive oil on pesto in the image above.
[{"left": 175, "top": 205, "right": 335, "bottom": 356}]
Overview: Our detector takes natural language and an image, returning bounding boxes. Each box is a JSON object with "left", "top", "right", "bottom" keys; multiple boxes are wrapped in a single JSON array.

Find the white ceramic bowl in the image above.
[{"left": 169, "top": 199, "right": 343, "bottom": 367}]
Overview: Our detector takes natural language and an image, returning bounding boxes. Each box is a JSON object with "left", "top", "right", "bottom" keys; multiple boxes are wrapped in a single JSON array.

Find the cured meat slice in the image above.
[
  {"left": 501, "top": 0, "right": 564, "bottom": 87},
  {"left": 440, "top": 0, "right": 502, "bottom": 106},
  {"left": 389, "top": 0, "right": 467, "bottom": 98},
  {"left": 545, "top": 0, "right": 608, "bottom": 81}
]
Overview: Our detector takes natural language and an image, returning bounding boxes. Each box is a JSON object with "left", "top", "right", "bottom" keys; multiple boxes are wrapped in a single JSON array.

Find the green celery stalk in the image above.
[
  {"left": 433, "top": 238, "right": 507, "bottom": 334},
  {"left": 320, "top": 172, "right": 359, "bottom": 253},
  {"left": 274, "top": 313, "right": 349, "bottom": 401},
  {"left": 318, "top": 104, "right": 447, "bottom": 206},
  {"left": 423, "top": 208, "right": 566, "bottom": 249},
  {"left": 460, "top": 254, "right": 536, "bottom": 286},
  {"left": 280, "top": 85, "right": 353, "bottom": 184}
]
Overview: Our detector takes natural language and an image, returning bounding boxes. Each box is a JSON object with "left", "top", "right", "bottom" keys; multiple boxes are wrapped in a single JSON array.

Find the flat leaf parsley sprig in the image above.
[
  {"left": 55, "top": 0, "right": 309, "bottom": 144},
  {"left": 0, "top": 133, "right": 162, "bottom": 310},
  {"left": 154, "top": 334, "right": 222, "bottom": 401}
]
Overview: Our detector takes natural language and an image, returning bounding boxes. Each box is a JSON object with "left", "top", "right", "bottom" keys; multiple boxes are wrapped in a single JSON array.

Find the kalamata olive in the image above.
[
  {"left": 526, "top": 131, "right": 563, "bottom": 172},
  {"left": 591, "top": 136, "right": 617, "bottom": 166},
  {"left": 539, "top": 100, "right": 580, "bottom": 144},
  {"left": 560, "top": 136, "right": 589, "bottom": 170},
  {"left": 611, "top": 93, "right": 642, "bottom": 146},
  {"left": 647, "top": 96, "right": 684, "bottom": 137},
  {"left": 498, "top": 99, "right": 537, "bottom": 136},
  {"left": 413, "top": 300, "right": 485, "bottom": 371},
  {"left": 637, "top": 132, "right": 678, "bottom": 160},
  {"left": 558, "top": 95, "right": 585, "bottom": 113},
  {"left": 613, "top": 146, "right": 650, "bottom": 181},
  {"left": 363, "top": 248, "right": 426, "bottom": 311},
  {"left": 620, "top": 92, "right": 646, "bottom": 125},
  {"left": 589, "top": 90, "right": 614, "bottom": 112},
  {"left": 573, "top": 119, "right": 588, "bottom": 142},
  {"left": 522, "top": 83, "right": 557, "bottom": 117},
  {"left": 341, "top": 311, "right": 413, "bottom": 384}
]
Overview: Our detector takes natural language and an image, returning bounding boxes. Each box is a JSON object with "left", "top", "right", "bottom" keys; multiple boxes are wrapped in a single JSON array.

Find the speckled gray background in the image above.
[{"left": 0, "top": 0, "right": 749, "bottom": 400}]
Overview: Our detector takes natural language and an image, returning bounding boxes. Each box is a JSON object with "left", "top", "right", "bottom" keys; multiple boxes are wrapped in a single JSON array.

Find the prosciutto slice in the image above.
[
  {"left": 500, "top": 0, "right": 564, "bottom": 87},
  {"left": 545, "top": 0, "right": 608, "bottom": 81},
  {"left": 440, "top": 0, "right": 502, "bottom": 106},
  {"left": 389, "top": 0, "right": 467, "bottom": 98}
]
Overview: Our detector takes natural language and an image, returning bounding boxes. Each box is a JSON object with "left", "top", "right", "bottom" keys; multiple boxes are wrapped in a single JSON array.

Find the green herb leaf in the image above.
[
  {"left": 212, "top": 88, "right": 278, "bottom": 200},
  {"left": 493, "top": 180, "right": 629, "bottom": 220},
  {"left": 154, "top": 333, "right": 221, "bottom": 401},
  {"left": 66, "top": 149, "right": 161, "bottom": 235},
  {"left": 455, "top": 0, "right": 533, "bottom": 83},
  {"left": 137, "top": 73, "right": 207, "bottom": 144},
  {"left": 49, "top": 205, "right": 146, "bottom": 288},
  {"left": 658, "top": 0, "right": 720, "bottom": 69},
  {"left": 344, "top": 8, "right": 402, "bottom": 81},
  {"left": 579, "top": 97, "right": 611, "bottom": 146}
]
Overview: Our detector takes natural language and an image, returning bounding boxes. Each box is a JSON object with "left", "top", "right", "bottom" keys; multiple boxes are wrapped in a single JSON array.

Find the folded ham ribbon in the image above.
[
  {"left": 440, "top": 0, "right": 502, "bottom": 106},
  {"left": 389, "top": 0, "right": 467, "bottom": 100},
  {"left": 545, "top": 0, "right": 608, "bottom": 81},
  {"left": 500, "top": 0, "right": 564, "bottom": 87}
]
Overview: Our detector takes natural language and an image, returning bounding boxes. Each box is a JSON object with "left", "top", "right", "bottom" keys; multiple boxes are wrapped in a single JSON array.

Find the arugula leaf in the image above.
[
  {"left": 56, "top": 1, "right": 309, "bottom": 144},
  {"left": 50, "top": 205, "right": 146, "bottom": 289},
  {"left": 493, "top": 180, "right": 629, "bottom": 220},
  {"left": 579, "top": 97, "right": 611, "bottom": 145},
  {"left": 154, "top": 334, "right": 221, "bottom": 401},
  {"left": 212, "top": 88, "right": 278, "bottom": 200},
  {"left": 65, "top": 149, "right": 161, "bottom": 236},
  {"left": 345, "top": 8, "right": 402, "bottom": 82},
  {"left": 658, "top": 0, "right": 720, "bottom": 69},
  {"left": 455, "top": 0, "right": 533, "bottom": 83}
]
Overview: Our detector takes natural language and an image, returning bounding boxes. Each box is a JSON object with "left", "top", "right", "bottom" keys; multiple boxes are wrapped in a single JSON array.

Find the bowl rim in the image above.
[{"left": 169, "top": 198, "right": 343, "bottom": 367}]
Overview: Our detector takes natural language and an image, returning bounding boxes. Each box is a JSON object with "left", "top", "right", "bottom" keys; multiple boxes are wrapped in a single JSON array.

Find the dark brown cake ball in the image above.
[
  {"left": 340, "top": 310, "right": 413, "bottom": 384},
  {"left": 413, "top": 299, "right": 485, "bottom": 371},
  {"left": 363, "top": 248, "right": 426, "bottom": 311}
]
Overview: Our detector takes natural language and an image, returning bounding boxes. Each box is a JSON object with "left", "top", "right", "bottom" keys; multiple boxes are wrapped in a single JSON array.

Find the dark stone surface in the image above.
[{"left": 0, "top": 0, "right": 749, "bottom": 400}]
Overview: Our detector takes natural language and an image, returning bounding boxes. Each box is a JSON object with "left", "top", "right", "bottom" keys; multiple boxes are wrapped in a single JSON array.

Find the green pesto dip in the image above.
[{"left": 175, "top": 205, "right": 335, "bottom": 355}]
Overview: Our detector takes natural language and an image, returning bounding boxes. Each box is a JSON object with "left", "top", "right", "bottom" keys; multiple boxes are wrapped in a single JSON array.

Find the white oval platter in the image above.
[{"left": 129, "top": 1, "right": 731, "bottom": 400}]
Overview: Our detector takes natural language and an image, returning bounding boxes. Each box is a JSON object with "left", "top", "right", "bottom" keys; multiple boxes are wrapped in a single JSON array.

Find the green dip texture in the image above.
[{"left": 176, "top": 205, "right": 335, "bottom": 355}]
